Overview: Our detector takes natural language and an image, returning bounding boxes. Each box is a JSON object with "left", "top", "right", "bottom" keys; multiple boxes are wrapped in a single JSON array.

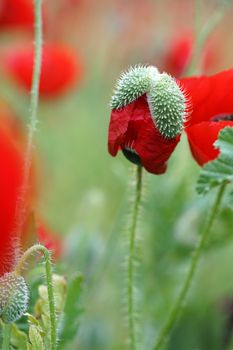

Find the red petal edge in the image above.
[{"left": 186, "top": 121, "right": 233, "bottom": 166}]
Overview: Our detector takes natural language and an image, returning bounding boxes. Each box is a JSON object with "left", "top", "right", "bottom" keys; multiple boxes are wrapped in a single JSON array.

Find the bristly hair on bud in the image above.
[
  {"left": 0, "top": 272, "right": 29, "bottom": 323},
  {"left": 148, "top": 73, "right": 186, "bottom": 138},
  {"left": 111, "top": 65, "right": 159, "bottom": 109}
]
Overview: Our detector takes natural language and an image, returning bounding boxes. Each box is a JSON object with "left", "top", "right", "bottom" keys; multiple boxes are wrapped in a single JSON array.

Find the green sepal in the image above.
[
  {"left": 148, "top": 73, "right": 186, "bottom": 138},
  {"left": 111, "top": 65, "right": 159, "bottom": 109}
]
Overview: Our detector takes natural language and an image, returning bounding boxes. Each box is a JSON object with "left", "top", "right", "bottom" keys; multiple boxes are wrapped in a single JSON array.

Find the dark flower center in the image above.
[
  {"left": 211, "top": 113, "right": 233, "bottom": 122},
  {"left": 122, "top": 148, "right": 142, "bottom": 166}
]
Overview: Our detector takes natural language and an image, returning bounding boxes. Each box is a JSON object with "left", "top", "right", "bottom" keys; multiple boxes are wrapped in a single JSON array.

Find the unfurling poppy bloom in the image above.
[
  {"left": 3, "top": 44, "right": 83, "bottom": 97},
  {"left": 108, "top": 65, "right": 188, "bottom": 174},
  {"left": 180, "top": 69, "right": 233, "bottom": 166},
  {"left": 0, "top": 0, "right": 34, "bottom": 30}
]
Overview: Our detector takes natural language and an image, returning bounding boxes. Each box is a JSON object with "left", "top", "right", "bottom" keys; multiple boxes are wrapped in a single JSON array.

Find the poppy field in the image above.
[{"left": 1, "top": 0, "right": 233, "bottom": 349}]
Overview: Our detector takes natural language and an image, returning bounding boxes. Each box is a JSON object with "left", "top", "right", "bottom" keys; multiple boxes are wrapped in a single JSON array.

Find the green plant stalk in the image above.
[
  {"left": 186, "top": 0, "right": 231, "bottom": 76},
  {"left": 15, "top": 244, "right": 57, "bottom": 350},
  {"left": 13, "top": 0, "right": 43, "bottom": 238},
  {"left": 1, "top": 2, "right": 43, "bottom": 349},
  {"left": 2, "top": 324, "right": 11, "bottom": 350},
  {"left": 127, "top": 166, "right": 143, "bottom": 350},
  {"left": 153, "top": 182, "right": 227, "bottom": 350}
]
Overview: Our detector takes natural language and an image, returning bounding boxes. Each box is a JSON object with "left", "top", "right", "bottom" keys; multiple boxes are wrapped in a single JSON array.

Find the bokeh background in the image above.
[{"left": 1, "top": 0, "right": 233, "bottom": 349}]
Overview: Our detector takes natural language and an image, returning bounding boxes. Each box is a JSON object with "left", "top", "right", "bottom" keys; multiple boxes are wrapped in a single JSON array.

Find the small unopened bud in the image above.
[
  {"left": 148, "top": 73, "right": 186, "bottom": 138},
  {"left": 0, "top": 272, "right": 29, "bottom": 323}
]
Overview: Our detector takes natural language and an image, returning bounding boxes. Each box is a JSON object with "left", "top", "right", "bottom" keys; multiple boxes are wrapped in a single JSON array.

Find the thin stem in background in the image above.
[
  {"left": 15, "top": 244, "right": 57, "bottom": 350},
  {"left": 153, "top": 182, "right": 227, "bottom": 350},
  {"left": 13, "top": 0, "right": 43, "bottom": 246},
  {"left": 126, "top": 166, "right": 143, "bottom": 350},
  {"left": 2, "top": 324, "right": 11, "bottom": 350},
  {"left": 185, "top": 0, "right": 231, "bottom": 76}
]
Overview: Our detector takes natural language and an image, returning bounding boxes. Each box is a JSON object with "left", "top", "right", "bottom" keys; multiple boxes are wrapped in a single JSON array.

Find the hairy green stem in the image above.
[
  {"left": 15, "top": 244, "right": 57, "bottom": 350},
  {"left": 153, "top": 182, "right": 227, "bottom": 350},
  {"left": 13, "top": 0, "right": 43, "bottom": 240},
  {"left": 2, "top": 2, "right": 43, "bottom": 347},
  {"left": 127, "top": 166, "right": 143, "bottom": 350},
  {"left": 2, "top": 324, "right": 11, "bottom": 350}
]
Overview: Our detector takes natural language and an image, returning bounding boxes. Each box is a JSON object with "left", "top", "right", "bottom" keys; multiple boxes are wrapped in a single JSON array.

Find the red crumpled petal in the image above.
[
  {"left": 180, "top": 69, "right": 233, "bottom": 126},
  {"left": 108, "top": 94, "right": 180, "bottom": 174},
  {"left": 3, "top": 44, "right": 82, "bottom": 97},
  {"left": 135, "top": 117, "right": 180, "bottom": 174},
  {"left": 186, "top": 121, "right": 233, "bottom": 166},
  {"left": 108, "top": 106, "right": 131, "bottom": 156}
]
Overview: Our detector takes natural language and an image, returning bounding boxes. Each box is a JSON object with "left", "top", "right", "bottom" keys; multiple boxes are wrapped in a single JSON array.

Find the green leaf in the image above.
[
  {"left": 28, "top": 325, "right": 45, "bottom": 350},
  {"left": 196, "top": 127, "right": 233, "bottom": 194},
  {"left": 58, "top": 273, "right": 84, "bottom": 348},
  {"left": 10, "top": 324, "right": 28, "bottom": 350}
]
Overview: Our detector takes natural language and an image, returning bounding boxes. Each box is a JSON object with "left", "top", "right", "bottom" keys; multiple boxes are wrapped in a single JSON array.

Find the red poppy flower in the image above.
[
  {"left": 108, "top": 94, "right": 181, "bottom": 174},
  {"left": 180, "top": 69, "right": 233, "bottom": 166},
  {"left": 3, "top": 44, "right": 83, "bottom": 97},
  {"left": 0, "top": 0, "right": 34, "bottom": 30}
]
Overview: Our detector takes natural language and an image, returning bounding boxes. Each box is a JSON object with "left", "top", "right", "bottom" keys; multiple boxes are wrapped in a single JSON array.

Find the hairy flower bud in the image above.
[{"left": 0, "top": 272, "right": 29, "bottom": 323}]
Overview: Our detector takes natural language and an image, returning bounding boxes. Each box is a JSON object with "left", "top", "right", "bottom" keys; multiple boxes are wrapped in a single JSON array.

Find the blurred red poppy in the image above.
[
  {"left": 180, "top": 69, "right": 233, "bottom": 166},
  {"left": 108, "top": 94, "right": 180, "bottom": 175},
  {"left": 3, "top": 44, "right": 83, "bottom": 97},
  {"left": 161, "top": 32, "right": 218, "bottom": 77},
  {"left": 0, "top": 0, "right": 34, "bottom": 30},
  {"left": 0, "top": 108, "right": 63, "bottom": 275},
  {"left": 162, "top": 33, "right": 193, "bottom": 77},
  {"left": 0, "top": 112, "right": 30, "bottom": 276}
]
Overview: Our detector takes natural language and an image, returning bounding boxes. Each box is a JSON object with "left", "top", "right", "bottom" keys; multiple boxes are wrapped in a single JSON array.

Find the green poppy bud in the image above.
[{"left": 0, "top": 272, "right": 29, "bottom": 323}]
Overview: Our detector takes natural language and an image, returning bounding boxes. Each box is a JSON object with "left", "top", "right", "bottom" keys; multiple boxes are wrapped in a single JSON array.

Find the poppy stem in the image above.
[
  {"left": 15, "top": 244, "right": 57, "bottom": 350},
  {"left": 126, "top": 165, "right": 143, "bottom": 350},
  {"left": 2, "top": 324, "right": 11, "bottom": 350},
  {"left": 153, "top": 182, "right": 227, "bottom": 350},
  {"left": 13, "top": 0, "right": 43, "bottom": 239}
]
